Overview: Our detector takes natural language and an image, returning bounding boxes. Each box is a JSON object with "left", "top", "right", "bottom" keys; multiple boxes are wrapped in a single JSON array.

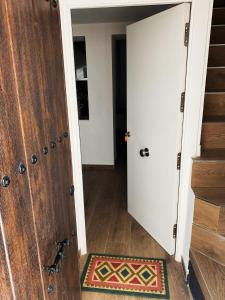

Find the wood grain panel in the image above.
[
  {"left": 0, "top": 230, "right": 13, "bottom": 299},
  {"left": 190, "top": 250, "right": 225, "bottom": 300},
  {"left": 192, "top": 161, "right": 225, "bottom": 187},
  {"left": 0, "top": 1, "right": 44, "bottom": 297},
  {"left": 210, "top": 26, "right": 225, "bottom": 44},
  {"left": 208, "top": 46, "right": 225, "bottom": 67},
  {"left": 201, "top": 122, "right": 225, "bottom": 149},
  {"left": 5, "top": 1, "right": 62, "bottom": 297},
  {"left": 206, "top": 68, "right": 225, "bottom": 92},
  {"left": 194, "top": 198, "right": 221, "bottom": 232},
  {"left": 33, "top": 1, "right": 81, "bottom": 296},
  {"left": 212, "top": 8, "right": 225, "bottom": 25},
  {"left": 5, "top": 0, "right": 80, "bottom": 298},
  {"left": 191, "top": 224, "right": 225, "bottom": 266},
  {"left": 204, "top": 93, "right": 225, "bottom": 118}
]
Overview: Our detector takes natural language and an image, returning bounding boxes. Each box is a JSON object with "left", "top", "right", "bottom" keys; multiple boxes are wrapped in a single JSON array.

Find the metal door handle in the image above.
[
  {"left": 43, "top": 239, "right": 69, "bottom": 275},
  {"left": 140, "top": 148, "right": 150, "bottom": 157}
]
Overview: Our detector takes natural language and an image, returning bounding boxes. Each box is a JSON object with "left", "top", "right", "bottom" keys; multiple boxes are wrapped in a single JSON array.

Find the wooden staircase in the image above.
[{"left": 190, "top": 1, "right": 225, "bottom": 299}]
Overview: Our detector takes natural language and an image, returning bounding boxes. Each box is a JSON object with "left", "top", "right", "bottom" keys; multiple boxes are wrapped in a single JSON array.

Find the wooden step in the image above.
[
  {"left": 191, "top": 224, "right": 225, "bottom": 266},
  {"left": 204, "top": 93, "right": 225, "bottom": 119},
  {"left": 210, "top": 25, "right": 225, "bottom": 44},
  {"left": 193, "top": 187, "right": 225, "bottom": 205},
  {"left": 206, "top": 67, "right": 225, "bottom": 92},
  {"left": 214, "top": 0, "right": 225, "bottom": 8},
  {"left": 212, "top": 8, "right": 225, "bottom": 25},
  {"left": 208, "top": 45, "right": 225, "bottom": 67},
  {"left": 201, "top": 122, "right": 225, "bottom": 149},
  {"left": 192, "top": 156, "right": 225, "bottom": 187},
  {"left": 190, "top": 250, "right": 225, "bottom": 300},
  {"left": 194, "top": 197, "right": 225, "bottom": 235}
]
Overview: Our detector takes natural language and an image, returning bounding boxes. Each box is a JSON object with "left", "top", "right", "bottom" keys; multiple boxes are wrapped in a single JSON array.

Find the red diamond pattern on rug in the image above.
[{"left": 81, "top": 254, "right": 169, "bottom": 298}]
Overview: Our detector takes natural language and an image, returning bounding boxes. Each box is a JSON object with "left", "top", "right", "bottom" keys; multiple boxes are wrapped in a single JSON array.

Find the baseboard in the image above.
[{"left": 82, "top": 164, "right": 115, "bottom": 170}]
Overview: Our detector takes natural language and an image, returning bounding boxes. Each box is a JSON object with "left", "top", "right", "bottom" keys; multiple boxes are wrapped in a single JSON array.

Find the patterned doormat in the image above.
[{"left": 81, "top": 254, "right": 169, "bottom": 298}]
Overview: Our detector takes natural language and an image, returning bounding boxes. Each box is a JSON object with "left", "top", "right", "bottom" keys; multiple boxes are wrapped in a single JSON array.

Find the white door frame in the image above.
[{"left": 59, "top": 0, "right": 213, "bottom": 269}]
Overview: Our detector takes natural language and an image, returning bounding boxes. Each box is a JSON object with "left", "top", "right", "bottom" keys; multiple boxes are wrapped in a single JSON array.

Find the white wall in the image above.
[{"left": 72, "top": 23, "right": 128, "bottom": 165}]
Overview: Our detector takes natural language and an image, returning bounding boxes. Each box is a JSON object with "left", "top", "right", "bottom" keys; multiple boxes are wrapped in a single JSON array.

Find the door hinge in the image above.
[
  {"left": 173, "top": 224, "right": 177, "bottom": 239},
  {"left": 180, "top": 92, "right": 185, "bottom": 112},
  {"left": 184, "top": 23, "right": 190, "bottom": 47},
  {"left": 177, "top": 152, "right": 181, "bottom": 170}
]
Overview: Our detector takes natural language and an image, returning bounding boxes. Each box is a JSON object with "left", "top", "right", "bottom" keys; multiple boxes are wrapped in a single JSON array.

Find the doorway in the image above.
[
  {"left": 60, "top": 0, "right": 213, "bottom": 272},
  {"left": 112, "top": 35, "right": 127, "bottom": 165},
  {"left": 71, "top": 2, "right": 190, "bottom": 260}
]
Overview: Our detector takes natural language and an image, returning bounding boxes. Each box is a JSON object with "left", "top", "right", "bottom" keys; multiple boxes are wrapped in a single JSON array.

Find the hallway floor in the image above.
[{"left": 80, "top": 159, "right": 190, "bottom": 299}]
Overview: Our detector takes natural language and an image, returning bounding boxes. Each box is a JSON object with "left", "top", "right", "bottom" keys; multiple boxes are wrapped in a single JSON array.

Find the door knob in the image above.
[
  {"left": 140, "top": 148, "right": 150, "bottom": 157},
  {"left": 125, "top": 131, "right": 130, "bottom": 142}
]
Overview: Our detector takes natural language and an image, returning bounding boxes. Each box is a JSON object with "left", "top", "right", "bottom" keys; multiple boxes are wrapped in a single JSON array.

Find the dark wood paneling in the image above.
[
  {"left": 0, "top": 1, "right": 44, "bottom": 297},
  {"left": 33, "top": 1, "right": 81, "bottom": 296},
  {"left": 1, "top": 0, "right": 81, "bottom": 298},
  {"left": 5, "top": 1, "right": 62, "bottom": 297},
  {"left": 208, "top": 46, "right": 225, "bottom": 67},
  {"left": 210, "top": 26, "right": 225, "bottom": 44},
  {"left": 206, "top": 68, "right": 225, "bottom": 92}
]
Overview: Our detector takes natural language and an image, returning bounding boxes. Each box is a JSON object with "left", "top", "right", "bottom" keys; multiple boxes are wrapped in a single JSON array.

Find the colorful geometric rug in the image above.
[{"left": 81, "top": 253, "right": 169, "bottom": 298}]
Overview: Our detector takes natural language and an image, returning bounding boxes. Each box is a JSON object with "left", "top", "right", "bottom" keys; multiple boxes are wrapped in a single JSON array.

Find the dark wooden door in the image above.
[{"left": 0, "top": 0, "right": 81, "bottom": 298}]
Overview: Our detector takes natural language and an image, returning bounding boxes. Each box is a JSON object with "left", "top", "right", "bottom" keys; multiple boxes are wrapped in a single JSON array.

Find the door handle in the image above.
[
  {"left": 125, "top": 131, "right": 130, "bottom": 142},
  {"left": 140, "top": 148, "right": 150, "bottom": 157},
  {"left": 43, "top": 239, "right": 69, "bottom": 275}
]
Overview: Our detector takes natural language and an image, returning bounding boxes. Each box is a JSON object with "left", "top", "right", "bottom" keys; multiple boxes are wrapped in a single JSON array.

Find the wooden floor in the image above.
[{"left": 80, "top": 159, "right": 190, "bottom": 300}]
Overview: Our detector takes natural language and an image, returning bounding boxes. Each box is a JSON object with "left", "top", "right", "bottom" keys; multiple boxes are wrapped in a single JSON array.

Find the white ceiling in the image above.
[{"left": 71, "top": 5, "right": 176, "bottom": 24}]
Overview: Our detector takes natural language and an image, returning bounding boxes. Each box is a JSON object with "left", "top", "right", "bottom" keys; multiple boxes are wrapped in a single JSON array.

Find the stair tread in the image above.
[
  {"left": 193, "top": 187, "right": 225, "bottom": 206},
  {"left": 211, "top": 24, "right": 225, "bottom": 27},
  {"left": 205, "top": 91, "right": 225, "bottom": 94},
  {"left": 190, "top": 249, "right": 225, "bottom": 300}
]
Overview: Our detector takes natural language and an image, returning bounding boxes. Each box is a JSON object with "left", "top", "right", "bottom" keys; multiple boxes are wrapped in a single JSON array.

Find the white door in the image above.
[{"left": 127, "top": 4, "right": 190, "bottom": 255}]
